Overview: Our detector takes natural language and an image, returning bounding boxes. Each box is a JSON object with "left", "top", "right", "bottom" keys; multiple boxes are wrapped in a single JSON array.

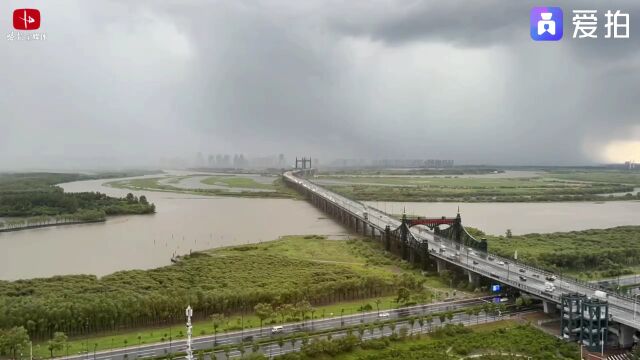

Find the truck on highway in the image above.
[
  {"left": 594, "top": 290, "right": 608, "bottom": 299},
  {"left": 544, "top": 282, "right": 556, "bottom": 292}
]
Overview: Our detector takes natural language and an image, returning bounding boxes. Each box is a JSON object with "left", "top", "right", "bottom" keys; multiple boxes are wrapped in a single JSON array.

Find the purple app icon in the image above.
[{"left": 531, "top": 7, "right": 563, "bottom": 41}]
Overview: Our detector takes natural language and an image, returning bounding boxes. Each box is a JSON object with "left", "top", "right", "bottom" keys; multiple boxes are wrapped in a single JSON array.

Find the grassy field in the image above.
[
  {"left": 107, "top": 175, "right": 299, "bottom": 199},
  {"left": 200, "top": 176, "right": 273, "bottom": 189},
  {"left": 290, "top": 321, "right": 578, "bottom": 360},
  {"left": 484, "top": 226, "right": 640, "bottom": 280},
  {"left": 8, "top": 235, "right": 467, "bottom": 358},
  {"left": 318, "top": 174, "right": 636, "bottom": 202},
  {"left": 546, "top": 170, "right": 640, "bottom": 185}
]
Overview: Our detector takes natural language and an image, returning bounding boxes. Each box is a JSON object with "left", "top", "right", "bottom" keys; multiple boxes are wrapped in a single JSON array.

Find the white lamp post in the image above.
[{"left": 185, "top": 306, "right": 194, "bottom": 360}]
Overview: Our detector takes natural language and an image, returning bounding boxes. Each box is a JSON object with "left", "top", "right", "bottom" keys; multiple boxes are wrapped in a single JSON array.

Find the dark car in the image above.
[
  {"left": 519, "top": 268, "right": 526, "bottom": 273},
  {"left": 533, "top": 274, "right": 540, "bottom": 278},
  {"left": 243, "top": 335, "right": 254, "bottom": 342},
  {"left": 519, "top": 275, "right": 527, "bottom": 281},
  {"left": 472, "top": 260, "right": 479, "bottom": 265},
  {"left": 488, "top": 256, "right": 495, "bottom": 261}
]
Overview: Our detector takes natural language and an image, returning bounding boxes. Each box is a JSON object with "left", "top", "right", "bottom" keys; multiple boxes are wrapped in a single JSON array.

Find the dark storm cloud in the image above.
[{"left": 0, "top": 0, "right": 638, "bottom": 169}]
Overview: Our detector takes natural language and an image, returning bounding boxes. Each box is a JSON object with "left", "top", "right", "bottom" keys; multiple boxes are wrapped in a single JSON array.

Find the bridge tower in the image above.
[{"left": 295, "top": 157, "right": 312, "bottom": 169}]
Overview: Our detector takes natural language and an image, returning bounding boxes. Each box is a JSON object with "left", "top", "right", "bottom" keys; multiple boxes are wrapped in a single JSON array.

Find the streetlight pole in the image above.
[{"left": 340, "top": 309, "right": 344, "bottom": 327}]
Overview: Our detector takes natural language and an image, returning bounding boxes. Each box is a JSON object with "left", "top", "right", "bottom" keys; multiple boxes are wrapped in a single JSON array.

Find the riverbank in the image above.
[{"left": 0, "top": 219, "right": 105, "bottom": 233}]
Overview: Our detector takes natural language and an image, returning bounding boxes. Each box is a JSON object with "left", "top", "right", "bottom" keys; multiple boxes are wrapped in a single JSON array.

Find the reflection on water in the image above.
[
  {"left": 0, "top": 177, "right": 347, "bottom": 280},
  {"left": 366, "top": 201, "right": 640, "bottom": 236}
]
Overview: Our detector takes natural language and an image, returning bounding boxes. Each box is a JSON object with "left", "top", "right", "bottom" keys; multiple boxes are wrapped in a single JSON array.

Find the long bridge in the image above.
[{"left": 284, "top": 168, "right": 639, "bottom": 350}]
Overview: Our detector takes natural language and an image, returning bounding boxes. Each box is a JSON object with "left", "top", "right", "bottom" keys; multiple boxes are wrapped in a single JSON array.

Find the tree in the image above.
[
  {"left": 396, "top": 287, "right": 411, "bottom": 305},
  {"left": 254, "top": 303, "right": 272, "bottom": 335},
  {"left": 446, "top": 312, "right": 454, "bottom": 324},
  {"left": 277, "top": 336, "right": 285, "bottom": 353},
  {"left": 211, "top": 314, "right": 225, "bottom": 346},
  {"left": 425, "top": 315, "right": 433, "bottom": 331},
  {"left": 139, "top": 195, "right": 149, "bottom": 205},
  {"left": 0, "top": 326, "right": 30, "bottom": 360},
  {"left": 374, "top": 299, "right": 382, "bottom": 315},
  {"left": 47, "top": 332, "right": 67, "bottom": 358},
  {"left": 506, "top": 229, "right": 513, "bottom": 238}
]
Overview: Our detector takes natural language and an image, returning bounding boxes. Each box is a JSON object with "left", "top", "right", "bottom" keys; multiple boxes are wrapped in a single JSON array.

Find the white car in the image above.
[
  {"left": 378, "top": 312, "right": 390, "bottom": 318},
  {"left": 497, "top": 261, "right": 505, "bottom": 266}
]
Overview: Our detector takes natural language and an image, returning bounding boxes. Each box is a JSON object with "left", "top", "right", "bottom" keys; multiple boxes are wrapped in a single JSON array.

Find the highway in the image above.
[
  {"left": 60, "top": 297, "right": 493, "bottom": 360},
  {"left": 284, "top": 170, "right": 640, "bottom": 330}
]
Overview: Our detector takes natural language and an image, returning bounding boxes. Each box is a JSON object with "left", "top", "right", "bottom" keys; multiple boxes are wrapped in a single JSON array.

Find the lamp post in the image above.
[
  {"left": 340, "top": 309, "right": 344, "bottom": 327},
  {"left": 185, "top": 306, "right": 194, "bottom": 360}
]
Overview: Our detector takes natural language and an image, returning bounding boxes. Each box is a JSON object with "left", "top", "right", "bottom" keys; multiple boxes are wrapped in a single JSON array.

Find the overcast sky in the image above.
[{"left": 1, "top": 0, "right": 639, "bottom": 169}]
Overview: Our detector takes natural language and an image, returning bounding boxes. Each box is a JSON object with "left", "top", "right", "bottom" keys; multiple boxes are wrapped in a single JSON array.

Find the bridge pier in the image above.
[
  {"left": 467, "top": 271, "right": 480, "bottom": 287},
  {"left": 543, "top": 300, "right": 556, "bottom": 314},
  {"left": 436, "top": 259, "right": 447, "bottom": 274},
  {"left": 384, "top": 226, "right": 391, "bottom": 251},
  {"left": 409, "top": 247, "right": 416, "bottom": 265},
  {"left": 611, "top": 323, "right": 635, "bottom": 348}
]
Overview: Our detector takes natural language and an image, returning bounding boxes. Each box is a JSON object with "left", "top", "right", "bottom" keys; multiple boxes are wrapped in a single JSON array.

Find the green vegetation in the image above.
[
  {"left": 200, "top": 176, "right": 273, "bottom": 189},
  {"left": 320, "top": 168, "right": 503, "bottom": 176},
  {"left": 320, "top": 175, "right": 636, "bottom": 202},
  {"left": 0, "top": 173, "right": 156, "bottom": 224},
  {"left": 0, "top": 236, "right": 453, "bottom": 349},
  {"left": 107, "top": 175, "right": 299, "bottom": 199},
  {"left": 484, "top": 226, "right": 640, "bottom": 280},
  {"left": 547, "top": 169, "right": 640, "bottom": 185},
  {"left": 268, "top": 321, "right": 578, "bottom": 360}
]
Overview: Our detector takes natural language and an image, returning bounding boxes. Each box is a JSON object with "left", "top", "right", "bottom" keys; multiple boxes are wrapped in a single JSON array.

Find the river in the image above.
[
  {"left": 2, "top": 175, "right": 639, "bottom": 280},
  {"left": 0, "top": 175, "right": 347, "bottom": 280}
]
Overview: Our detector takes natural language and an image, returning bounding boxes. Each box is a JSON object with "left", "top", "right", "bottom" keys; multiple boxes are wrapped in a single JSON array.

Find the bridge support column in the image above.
[
  {"left": 542, "top": 301, "right": 555, "bottom": 314},
  {"left": 436, "top": 259, "right": 446, "bottom": 274},
  {"left": 384, "top": 226, "right": 391, "bottom": 251},
  {"left": 409, "top": 247, "right": 416, "bottom": 265},
  {"left": 617, "top": 324, "right": 635, "bottom": 348},
  {"left": 468, "top": 272, "right": 480, "bottom": 288},
  {"left": 362, "top": 222, "right": 367, "bottom": 236}
]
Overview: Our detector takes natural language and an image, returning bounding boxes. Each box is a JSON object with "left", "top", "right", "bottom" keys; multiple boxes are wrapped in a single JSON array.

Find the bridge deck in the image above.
[{"left": 284, "top": 170, "right": 640, "bottom": 330}]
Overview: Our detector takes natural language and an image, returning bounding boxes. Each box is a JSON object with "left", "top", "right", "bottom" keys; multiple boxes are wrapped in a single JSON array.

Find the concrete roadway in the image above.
[
  {"left": 61, "top": 297, "right": 493, "bottom": 360},
  {"left": 284, "top": 171, "right": 640, "bottom": 330}
]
